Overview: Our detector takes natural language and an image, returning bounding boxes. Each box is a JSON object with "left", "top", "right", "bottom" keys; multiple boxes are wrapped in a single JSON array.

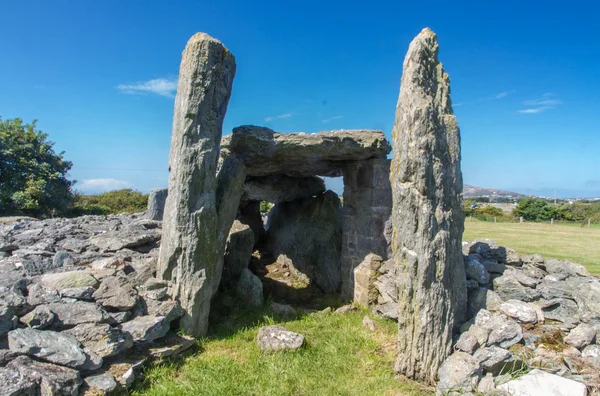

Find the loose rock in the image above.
[{"left": 256, "top": 325, "right": 304, "bottom": 351}]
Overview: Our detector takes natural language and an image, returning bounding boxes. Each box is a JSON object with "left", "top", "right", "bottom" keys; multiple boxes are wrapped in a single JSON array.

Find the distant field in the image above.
[{"left": 464, "top": 219, "right": 600, "bottom": 273}]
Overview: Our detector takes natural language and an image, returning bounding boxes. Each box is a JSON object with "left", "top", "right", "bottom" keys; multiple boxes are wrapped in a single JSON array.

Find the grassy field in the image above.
[
  {"left": 464, "top": 219, "right": 600, "bottom": 273},
  {"left": 134, "top": 306, "right": 432, "bottom": 396}
]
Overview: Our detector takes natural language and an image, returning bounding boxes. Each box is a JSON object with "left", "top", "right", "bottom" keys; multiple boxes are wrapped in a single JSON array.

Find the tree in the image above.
[{"left": 0, "top": 118, "right": 74, "bottom": 217}]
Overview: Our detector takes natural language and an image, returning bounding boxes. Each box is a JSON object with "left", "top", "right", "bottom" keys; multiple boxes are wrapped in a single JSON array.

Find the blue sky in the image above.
[{"left": 1, "top": 0, "right": 599, "bottom": 198}]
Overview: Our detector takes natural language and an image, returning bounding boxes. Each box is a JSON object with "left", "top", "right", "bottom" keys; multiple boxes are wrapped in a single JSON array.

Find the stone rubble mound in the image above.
[
  {"left": 0, "top": 214, "right": 195, "bottom": 395},
  {"left": 437, "top": 238, "right": 600, "bottom": 395}
]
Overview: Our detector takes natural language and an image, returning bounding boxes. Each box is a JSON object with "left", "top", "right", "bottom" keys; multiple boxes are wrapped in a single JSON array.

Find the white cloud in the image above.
[
  {"left": 322, "top": 115, "right": 344, "bottom": 123},
  {"left": 455, "top": 90, "right": 515, "bottom": 106},
  {"left": 264, "top": 113, "right": 293, "bottom": 122},
  {"left": 78, "top": 179, "right": 132, "bottom": 193},
  {"left": 523, "top": 98, "right": 562, "bottom": 106},
  {"left": 117, "top": 78, "right": 178, "bottom": 98},
  {"left": 494, "top": 91, "right": 514, "bottom": 99},
  {"left": 518, "top": 94, "right": 562, "bottom": 114},
  {"left": 517, "top": 107, "right": 552, "bottom": 114}
]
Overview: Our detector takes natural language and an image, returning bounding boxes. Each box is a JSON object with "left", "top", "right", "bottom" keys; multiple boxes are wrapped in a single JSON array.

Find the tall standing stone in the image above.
[
  {"left": 158, "top": 33, "right": 242, "bottom": 337},
  {"left": 391, "top": 28, "right": 466, "bottom": 384},
  {"left": 146, "top": 188, "right": 168, "bottom": 220}
]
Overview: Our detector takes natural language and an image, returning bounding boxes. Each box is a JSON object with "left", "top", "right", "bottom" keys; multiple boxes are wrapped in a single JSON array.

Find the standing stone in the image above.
[
  {"left": 391, "top": 28, "right": 467, "bottom": 384},
  {"left": 157, "top": 33, "right": 241, "bottom": 337},
  {"left": 146, "top": 188, "right": 168, "bottom": 220},
  {"left": 266, "top": 191, "right": 342, "bottom": 294}
]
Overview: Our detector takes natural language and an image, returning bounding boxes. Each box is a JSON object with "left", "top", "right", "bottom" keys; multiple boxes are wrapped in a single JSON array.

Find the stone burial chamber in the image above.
[
  {"left": 155, "top": 119, "right": 394, "bottom": 330},
  {"left": 220, "top": 125, "right": 393, "bottom": 300}
]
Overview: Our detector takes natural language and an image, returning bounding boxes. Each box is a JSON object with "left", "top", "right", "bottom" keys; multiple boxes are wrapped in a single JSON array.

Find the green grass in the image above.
[
  {"left": 133, "top": 306, "right": 432, "bottom": 396},
  {"left": 464, "top": 219, "right": 600, "bottom": 273}
]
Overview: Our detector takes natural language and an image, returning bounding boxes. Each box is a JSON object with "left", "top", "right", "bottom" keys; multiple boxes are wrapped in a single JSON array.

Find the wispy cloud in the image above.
[
  {"left": 117, "top": 78, "right": 177, "bottom": 98},
  {"left": 264, "top": 113, "right": 293, "bottom": 122},
  {"left": 454, "top": 90, "right": 515, "bottom": 107},
  {"left": 517, "top": 107, "right": 553, "bottom": 114},
  {"left": 322, "top": 115, "right": 343, "bottom": 123},
  {"left": 518, "top": 93, "right": 562, "bottom": 114},
  {"left": 523, "top": 99, "right": 562, "bottom": 106},
  {"left": 78, "top": 178, "right": 132, "bottom": 193}
]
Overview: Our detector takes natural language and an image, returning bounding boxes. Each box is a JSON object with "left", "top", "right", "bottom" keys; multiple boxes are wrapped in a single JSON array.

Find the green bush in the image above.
[
  {"left": 70, "top": 189, "right": 148, "bottom": 216},
  {"left": 0, "top": 118, "right": 74, "bottom": 217}
]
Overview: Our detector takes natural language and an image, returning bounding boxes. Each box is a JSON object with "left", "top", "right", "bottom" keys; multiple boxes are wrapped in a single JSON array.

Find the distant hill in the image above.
[{"left": 463, "top": 185, "right": 526, "bottom": 199}]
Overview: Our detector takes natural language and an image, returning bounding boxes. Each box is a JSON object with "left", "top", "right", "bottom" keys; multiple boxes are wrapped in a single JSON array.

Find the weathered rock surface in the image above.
[
  {"left": 83, "top": 372, "right": 118, "bottom": 394},
  {"left": 6, "top": 356, "right": 81, "bottom": 396},
  {"left": 121, "top": 315, "right": 170, "bottom": 343},
  {"left": 242, "top": 175, "right": 325, "bottom": 203},
  {"left": 564, "top": 323, "right": 596, "bottom": 349},
  {"left": 90, "top": 230, "right": 160, "bottom": 252},
  {"left": 44, "top": 301, "right": 109, "bottom": 328},
  {"left": 64, "top": 323, "right": 133, "bottom": 358},
  {"left": 146, "top": 188, "right": 168, "bottom": 221},
  {"left": 473, "top": 310, "right": 523, "bottom": 348},
  {"left": 157, "top": 32, "right": 241, "bottom": 338},
  {"left": 497, "top": 369, "right": 587, "bottom": 396},
  {"left": 8, "top": 328, "right": 90, "bottom": 369},
  {"left": 221, "top": 126, "right": 391, "bottom": 178},
  {"left": 266, "top": 191, "right": 342, "bottom": 294},
  {"left": 0, "top": 305, "right": 17, "bottom": 336},
  {"left": 464, "top": 255, "right": 491, "bottom": 285},
  {"left": 0, "top": 363, "right": 37, "bottom": 395},
  {"left": 474, "top": 346, "right": 522, "bottom": 375},
  {"left": 436, "top": 352, "right": 482, "bottom": 394},
  {"left": 40, "top": 270, "right": 99, "bottom": 291},
  {"left": 256, "top": 326, "right": 304, "bottom": 351},
  {"left": 223, "top": 220, "right": 254, "bottom": 284},
  {"left": 236, "top": 268, "right": 263, "bottom": 307},
  {"left": 92, "top": 276, "right": 139, "bottom": 311},
  {"left": 19, "top": 305, "right": 54, "bottom": 329},
  {"left": 500, "top": 300, "right": 538, "bottom": 324},
  {"left": 391, "top": 28, "right": 466, "bottom": 384}
]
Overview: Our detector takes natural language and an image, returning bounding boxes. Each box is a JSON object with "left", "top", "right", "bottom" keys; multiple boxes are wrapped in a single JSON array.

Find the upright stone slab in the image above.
[
  {"left": 340, "top": 158, "right": 392, "bottom": 300},
  {"left": 391, "top": 28, "right": 466, "bottom": 384},
  {"left": 157, "top": 33, "right": 241, "bottom": 337},
  {"left": 146, "top": 188, "right": 168, "bottom": 220}
]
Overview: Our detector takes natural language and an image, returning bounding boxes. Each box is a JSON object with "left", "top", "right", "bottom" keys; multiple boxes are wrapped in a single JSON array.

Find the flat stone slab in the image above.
[
  {"left": 8, "top": 328, "right": 87, "bottom": 369},
  {"left": 221, "top": 126, "right": 391, "bottom": 177}
]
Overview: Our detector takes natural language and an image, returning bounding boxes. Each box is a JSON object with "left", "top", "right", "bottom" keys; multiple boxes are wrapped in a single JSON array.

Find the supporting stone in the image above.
[
  {"left": 157, "top": 33, "right": 241, "bottom": 337},
  {"left": 146, "top": 188, "right": 168, "bottom": 220},
  {"left": 340, "top": 158, "right": 392, "bottom": 300},
  {"left": 391, "top": 28, "right": 466, "bottom": 384},
  {"left": 266, "top": 191, "right": 342, "bottom": 294}
]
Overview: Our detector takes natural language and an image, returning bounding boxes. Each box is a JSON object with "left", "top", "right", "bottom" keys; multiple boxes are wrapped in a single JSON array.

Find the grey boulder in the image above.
[
  {"left": 121, "top": 315, "right": 170, "bottom": 343},
  {"left": 500, "top": 300, "right": 538, "bottom": 324},
  {"left": 92, "top": 276, "right": 138, "bottom": 311},
  {"left": 8, "top": 328, "right": 90, "bottom": 369},
  {"left": 63, "top": 323, "right": 133, "bottom": 358},
  {"left": 6, "top": 356, "right": 81, "bottom": 396},
  {"left": 236, "top": 269, "right": 263, "bottom": 307},
  {"left": 497, "top": 368, "right": 587, "bottom": 396},
  {"left": 564, "top": 323, "right": 596, "bottom": 349},
  {"left": 437, "top": 352, "right": 482, "bottom": 394},
  {"left": 256, "top": 325, "right": 304, "bottom": 351},
  {"left": 19, "top": 305, "right": 54, "bottom": 329}
]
